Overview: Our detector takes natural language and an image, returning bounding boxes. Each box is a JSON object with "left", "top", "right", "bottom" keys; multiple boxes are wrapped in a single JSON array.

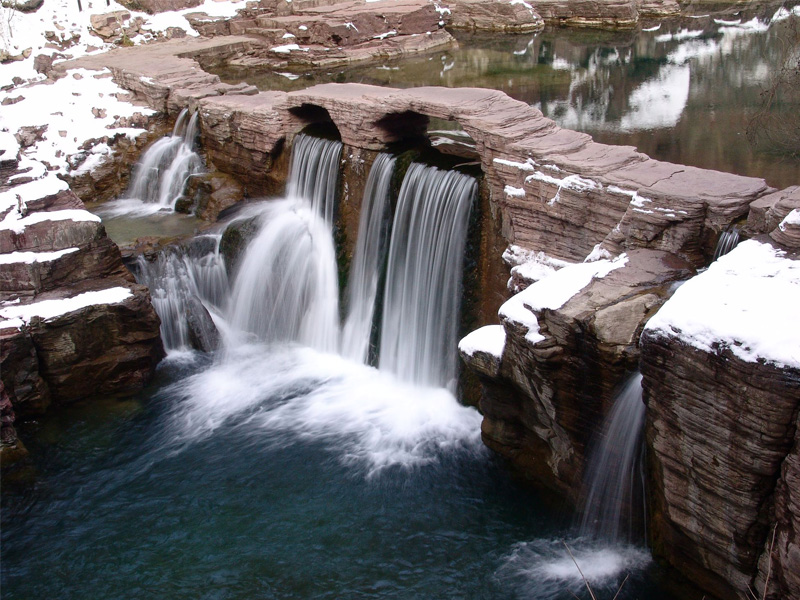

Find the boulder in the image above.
[
  {"left": 181, "top": 171, "right": 245, "bottom": 221},
  {"left": 21, "top": 283, "right": 163, "bottom": 403}
]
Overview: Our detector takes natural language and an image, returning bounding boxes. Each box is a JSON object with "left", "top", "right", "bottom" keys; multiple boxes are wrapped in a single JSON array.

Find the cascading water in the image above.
[
  {"left": 713, "top": 225, "right": 741, "bottom": 261},
  {"left": 579, "top": 372, "right": 647, "bottom": 544},
  {"left": 378, "top": 163, "right": 476, "bottom": 389},
  {"left": 225, "top": 135, "right": 342, "bottom": 352},
  {"left": 124, "top": 108, "right": 204, "bottom": 209},
  {"left": 286, "top": 134, "right": 343, "bottom": 224},
  {"left": 340, "top": 153, "right": 396, "bottom": 364},
  {"left": 135, "top": 234, "right": 228, "bottom": 353}
]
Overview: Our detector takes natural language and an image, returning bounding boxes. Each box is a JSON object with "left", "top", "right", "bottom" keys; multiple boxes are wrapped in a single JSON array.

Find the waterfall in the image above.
[
  {"left": 124, "top": 108, "right": 204, "bottom": 209},
  {"left": 713, "top": 225, "right": 741, "bottom": 261},
  {"left": 378, "top": 163, "right": 476, "bottom": 389},
  {"left": 135, "top": 235, "right": 227, "bottom": 353},
  {"left": 341, "top": 153, "right": 396, "bottom": 364},
  {"left": 225, "top": 134, "right": 343, "bottom": 353},
  {"left": 286, "top": 134, "right": 343, "bottom": 224},
  {"left": 579, "top": 373, "right": 647, "bottom": 544}
]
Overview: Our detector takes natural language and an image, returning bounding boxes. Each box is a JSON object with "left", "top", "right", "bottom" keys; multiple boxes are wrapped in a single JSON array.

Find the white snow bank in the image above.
[
  {"left": 0, "top": 286, "right": 132, "bottom": 328},
  {"left": 0, "top": 247, "right": 78, "bottom": 265},
  {"left": 500, "top": 255, "right": 628, "bottom": 344},
  {"left": 644, "top": 240, "right": 800, "bottom": 369},
  {"left": 459, "top": 325, "right": 506, "bottom": 359}
]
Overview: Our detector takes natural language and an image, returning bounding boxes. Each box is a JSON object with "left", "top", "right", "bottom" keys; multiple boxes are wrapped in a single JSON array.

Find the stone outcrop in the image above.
[
  {"left": 641, "top": 240, "right": 800, "bottom": 599},
  {"left": 177, "top": 171, "right": 245, "bottom": 220},
  {"left": 745, "top": 185, "right": 800, "bottom": 250},
  {"left": 1, "top": 181, "right": 163, "bottom": 469},
  {"left": 466, "top": 249, "right": 693, "bottom": 496}
]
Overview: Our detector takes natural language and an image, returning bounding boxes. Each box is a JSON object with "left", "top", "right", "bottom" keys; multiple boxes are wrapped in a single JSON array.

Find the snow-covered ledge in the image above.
[
  {"left": 458, "top": 325, "right": 506, "bottom": 378},
  {"left": 644, "top": 240, "right": 800, "bottom": 369}
]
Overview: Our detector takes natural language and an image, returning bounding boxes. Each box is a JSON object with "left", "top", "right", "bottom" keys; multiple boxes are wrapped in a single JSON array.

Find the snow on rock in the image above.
[
  {"left": 0, "top": 247, "right": 79, "bottom": 265},
  {"left": 503, "top": 246, "right": 572, "bottom": 292},
  {"left": 0, "top": 208, "right": 101, "bottom": 235},
  {"left": 0, "top": 176, "right": 69, "bottom": 218},
  {"left": 779, "top": 209, "right": 800, "bottom": 231},
  {"left": 500, "top": 254, "right": 628, "bottom": 344},
  {"left": 459, "top": 325, "right": 506, "bottom": 359},
  {"left": 0, "top": 286, "right": 132, "bottom": 328},
  {"left": 271, "top": 43, "right": 309, "bottom": 53},
  {"left": 0, "top": 66, "right": 154, "bottom": 178},
  {"left": 0, "top": 0, "right": 249, "bottom": 83},
  {"left": 644, "top": 240, "right": 800, "bottom": 369}
]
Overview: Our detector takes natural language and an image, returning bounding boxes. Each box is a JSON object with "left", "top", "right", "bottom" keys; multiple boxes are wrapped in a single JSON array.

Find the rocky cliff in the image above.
[{"left": 641, "top": 239, "right": 800, "bottom": 599}]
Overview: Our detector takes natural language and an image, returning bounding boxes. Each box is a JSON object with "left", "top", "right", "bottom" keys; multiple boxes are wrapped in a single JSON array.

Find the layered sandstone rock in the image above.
[
  {"left": 641, "top": 240, "right": 800, "bottom": 599},
  {"left": 441, "top": 0, "right": 544, "bottom": 32},
  {"left": 0, "top": 181, "right": 163, "bottom": 468},
  {"left": 118, "top": 0, "right": 203, "bottom": 13},
  {"left": 754, "top": 420, "right": 800, "bottom": 600}
]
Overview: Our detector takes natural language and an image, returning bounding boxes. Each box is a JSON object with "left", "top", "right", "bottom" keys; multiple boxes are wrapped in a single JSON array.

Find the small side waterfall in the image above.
[
  {"left": 579, "top": 373, "right": 647, "bottom": 544},
  {"left": 135, "top": 235, "right": 228, "bottom": 352},
  {"left": 379, "top": 163, "right": 476, "bottom": 389},
  {"left": 341, "top": 153, "right": 396, "bottom": 364},
  {"left": 713, "top": 225, "right": 741, "bottom": 261},
  {"left": 124, "top": 109, "right": 204, "bottom": 209},
  {"left": 225, "top": 135, "right": 343, "bottom": 352}
]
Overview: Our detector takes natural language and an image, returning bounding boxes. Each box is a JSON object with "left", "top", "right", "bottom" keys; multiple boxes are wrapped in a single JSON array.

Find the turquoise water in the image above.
[{"left": 2, "top": 347, "right": 679, "bottom": 599}]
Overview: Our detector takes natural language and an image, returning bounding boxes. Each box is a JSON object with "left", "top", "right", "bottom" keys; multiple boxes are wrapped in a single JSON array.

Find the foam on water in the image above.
[
  {"left": 167, "top": 343, "right": 483, "bottom": 474},
  {"left": 499, "top": 538, "right": 651, "bottom": 598}
]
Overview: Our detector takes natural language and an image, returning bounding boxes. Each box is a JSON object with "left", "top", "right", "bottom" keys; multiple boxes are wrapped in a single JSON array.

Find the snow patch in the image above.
[
  {"left": 779, "top": 209, "right": 800, "bottom": 231},
  {"left": 500, "top": 255, "right": 628, "bottom": 344},
  {"left": 0, "top": 287, "right": 133, "bottom": 328},
  {"left": 0, "top": 247, "right": 79, "bottom": 265},
  {"left": 0, "top": 208, "right": 101, "bottom": 234},
  {"left": 504, "top": 185, "right": 526, "bottom": 199},
  {"left": 645, "top": 240, "right": 800, "bottom": 369},
  {"left": 459, "top": 325, "right": 506, "bottom": 359}
]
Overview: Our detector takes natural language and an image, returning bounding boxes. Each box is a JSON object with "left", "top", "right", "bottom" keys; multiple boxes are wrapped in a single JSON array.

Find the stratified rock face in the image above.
[
  {"left": 464, "top": 249, "right": 693, "bottom": 496},
  {"left": 1, "top": 182, "right": 164, "bottom": 468},
  {"left": 755, "top": 420, "right": 800, "bottom": 600},
  {"left": 641, "top": 240, "right": 800, "bottom": 599},
  {"left": 445, "top": 0, "right": 544, "bottom": 31}
]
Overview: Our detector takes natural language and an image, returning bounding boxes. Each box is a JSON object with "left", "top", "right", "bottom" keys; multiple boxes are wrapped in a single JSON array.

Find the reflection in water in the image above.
[{"left": 210, "top": 3, "right": 800, "bottom": 188}]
